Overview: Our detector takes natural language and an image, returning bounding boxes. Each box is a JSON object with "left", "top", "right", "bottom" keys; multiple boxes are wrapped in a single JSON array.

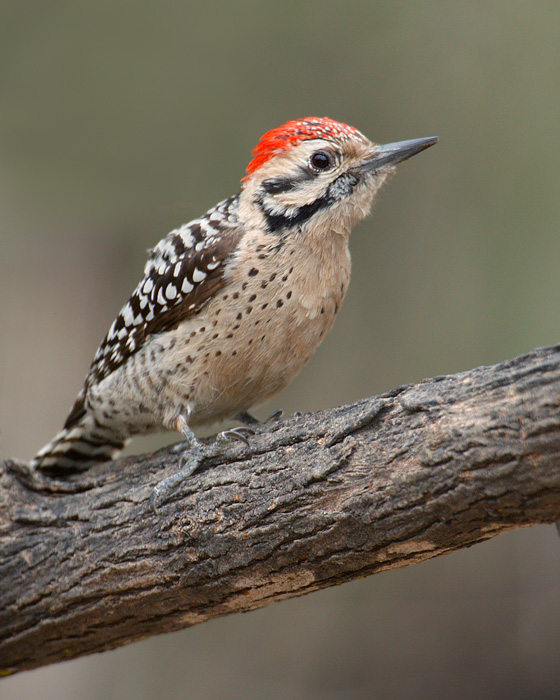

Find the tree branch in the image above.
[{"left": 2, "top": 345, "right": 560, "bottom": 675}]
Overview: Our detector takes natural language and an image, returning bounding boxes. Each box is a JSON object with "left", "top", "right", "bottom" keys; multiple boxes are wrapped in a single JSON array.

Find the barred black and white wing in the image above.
[
  {"left": 86, "top": 195, "right": 242, "bottom": 388},
  {"left": 33, "top": 195, "right": 243, "bottom": 474}
]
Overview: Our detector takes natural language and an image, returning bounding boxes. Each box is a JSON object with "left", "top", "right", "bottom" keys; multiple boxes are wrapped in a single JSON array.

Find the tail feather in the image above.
[{"left": 32, "top": 415, "right": 127, "bottom": 477}]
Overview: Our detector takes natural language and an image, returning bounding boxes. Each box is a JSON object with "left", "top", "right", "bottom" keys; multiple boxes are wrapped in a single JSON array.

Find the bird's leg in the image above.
[{"left": 150, "top": 415, "right": 203, "bottom": 513}]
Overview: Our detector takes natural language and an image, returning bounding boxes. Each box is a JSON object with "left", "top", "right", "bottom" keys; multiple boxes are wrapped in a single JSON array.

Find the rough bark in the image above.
[{"left": 2, "top": 345, "right": 560, "bottom": 675}]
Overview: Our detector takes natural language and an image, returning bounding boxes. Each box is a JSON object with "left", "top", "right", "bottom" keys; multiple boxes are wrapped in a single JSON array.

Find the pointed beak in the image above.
[{"left": 359, "top": 136, "right": 438, "bottom": 173}]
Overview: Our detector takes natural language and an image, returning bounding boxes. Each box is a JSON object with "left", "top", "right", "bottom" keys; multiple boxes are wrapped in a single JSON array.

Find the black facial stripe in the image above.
[
  {"left": 262, "top": 193, "right": 332, "bottom": 232},
  {"left": 261, "top": 166, "right": 316, "bottom": 195},
  {"left": 258, "top": 172, "right": 360, "bottom": 233},
  {"left": 261, "top": 177, "right": 298, "bottom": 195}
]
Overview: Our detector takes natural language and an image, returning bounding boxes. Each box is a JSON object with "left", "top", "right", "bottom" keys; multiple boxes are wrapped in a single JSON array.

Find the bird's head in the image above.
[{"left": 239, "top": 117, "right": 437, "bottom": 237}]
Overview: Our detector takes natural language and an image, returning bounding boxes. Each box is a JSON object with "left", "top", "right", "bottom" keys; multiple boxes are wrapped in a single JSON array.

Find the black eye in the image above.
[{"left": 310, "top": 150, "right": 333, "bottom": 171}]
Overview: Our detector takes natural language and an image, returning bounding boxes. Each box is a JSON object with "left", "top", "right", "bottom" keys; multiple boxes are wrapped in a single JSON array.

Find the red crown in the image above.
[{"left": 244, "top": 117, "right": 361, "bottom": 180}]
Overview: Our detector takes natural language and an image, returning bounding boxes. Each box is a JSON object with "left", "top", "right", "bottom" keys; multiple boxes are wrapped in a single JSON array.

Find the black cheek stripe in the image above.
[{"left": 258, "top": 172, "right": 359, "bottom": 233}]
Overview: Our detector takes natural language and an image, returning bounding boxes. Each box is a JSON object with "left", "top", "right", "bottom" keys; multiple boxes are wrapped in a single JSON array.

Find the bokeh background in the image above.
[{"left": 2, "top": 2, "right": 560, "bottom": 699}]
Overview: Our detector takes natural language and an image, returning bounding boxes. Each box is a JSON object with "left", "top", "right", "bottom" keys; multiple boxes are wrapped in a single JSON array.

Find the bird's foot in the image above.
[{"left": 150, "top": 418, "right": 254, "bottom": 513}]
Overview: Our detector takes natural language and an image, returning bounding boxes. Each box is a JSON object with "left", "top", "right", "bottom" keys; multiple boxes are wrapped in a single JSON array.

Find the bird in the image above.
[{"left": 31, "top": 117, "right": 437, "bottom": 509}]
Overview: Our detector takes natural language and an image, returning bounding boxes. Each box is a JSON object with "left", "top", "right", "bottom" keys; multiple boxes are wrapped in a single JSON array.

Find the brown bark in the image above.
[{"left": 2, "top": 345, "right": 560, "bottom": 675}]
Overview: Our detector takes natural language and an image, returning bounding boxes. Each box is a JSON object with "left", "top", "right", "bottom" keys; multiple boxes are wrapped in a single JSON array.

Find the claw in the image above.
[
  {"left": 237, "top": 409, "right": 283, "bottom": 426},
  {"left": 266, "top": 409, "right": 283, "bottom": 423},
  {"left": 218, "top": 426, "right": 255, "bottom": 446}
]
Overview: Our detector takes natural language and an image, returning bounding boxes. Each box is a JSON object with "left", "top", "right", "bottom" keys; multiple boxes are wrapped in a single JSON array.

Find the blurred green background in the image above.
[{"left": 2, "top": 2, "right": 559, "bottom": 699}]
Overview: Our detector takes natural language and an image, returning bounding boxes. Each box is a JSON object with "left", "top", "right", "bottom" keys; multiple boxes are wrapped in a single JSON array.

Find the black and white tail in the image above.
[{"left": 31, "top": 393, "right": 127, "bottom": 477}]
